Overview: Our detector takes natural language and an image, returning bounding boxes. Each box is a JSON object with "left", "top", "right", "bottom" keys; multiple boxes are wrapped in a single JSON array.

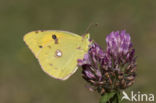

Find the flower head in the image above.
[
  {"left": 78, "top": 30, "right": 136, "bottom": 95},
  {"left": 78, "top": 43, "right": 105, "bottom": 82},
  {"left": 106, "top": 30, "right": 135, "bottom": 64},
  {"left": 106, "top": 30, "right": 131, "bottom": 55}
]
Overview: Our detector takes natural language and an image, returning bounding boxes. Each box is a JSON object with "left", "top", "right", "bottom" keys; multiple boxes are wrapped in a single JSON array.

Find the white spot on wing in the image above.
[{"left": 56, "top": 49, "right": 62, "bottom": 57}]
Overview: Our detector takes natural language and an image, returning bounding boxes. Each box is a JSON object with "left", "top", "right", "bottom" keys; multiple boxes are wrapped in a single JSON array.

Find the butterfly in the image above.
[{"left": 23, "top": 30, "right": 91, "bottom": 80}]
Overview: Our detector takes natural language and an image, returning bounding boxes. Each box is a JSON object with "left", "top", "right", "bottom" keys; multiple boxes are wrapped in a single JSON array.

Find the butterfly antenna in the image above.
[{"left": 85, "top": 23, "right": 98, "bottom": 33}]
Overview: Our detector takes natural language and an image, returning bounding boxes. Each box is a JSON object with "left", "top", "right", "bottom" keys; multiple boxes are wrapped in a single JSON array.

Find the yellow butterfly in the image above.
[{"left": 24, "top": 30, "right": 91, "bottom": 80}]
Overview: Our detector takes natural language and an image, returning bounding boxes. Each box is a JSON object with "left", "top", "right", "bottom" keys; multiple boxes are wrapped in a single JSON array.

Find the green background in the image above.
[{"left": 0, "top": 0, "right": 156, "bottom": 103}]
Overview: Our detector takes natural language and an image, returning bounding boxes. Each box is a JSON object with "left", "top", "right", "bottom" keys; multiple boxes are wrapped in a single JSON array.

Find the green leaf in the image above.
[
  {"left": 117, "top": 92, "right": 123, "bottom": 103},
  {"left": 99, "top": 91, "right": 123, "bottom": 103},
  {"left": 99, "top": 92, "right": 115, "bottom": 103}
]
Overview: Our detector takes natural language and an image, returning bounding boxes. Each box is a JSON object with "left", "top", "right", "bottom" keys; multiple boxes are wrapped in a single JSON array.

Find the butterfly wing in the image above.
[{"left": 24, "top": 30, "right": 91, "bottom": 80}]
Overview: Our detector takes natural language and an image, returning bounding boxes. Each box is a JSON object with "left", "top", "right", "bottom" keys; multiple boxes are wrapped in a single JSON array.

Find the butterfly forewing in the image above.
[{"left": 24, "top": 30, "right": 90, "bottom": 80}]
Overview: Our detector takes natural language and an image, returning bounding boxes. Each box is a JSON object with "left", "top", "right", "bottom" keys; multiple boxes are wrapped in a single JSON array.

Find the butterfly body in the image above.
[{"left": 24, "top": 30, "right": 91, "bottom": 80}]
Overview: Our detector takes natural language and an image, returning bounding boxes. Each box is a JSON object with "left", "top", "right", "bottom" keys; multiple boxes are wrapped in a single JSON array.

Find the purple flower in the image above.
[
  {"left": 106, "top": 30, "right": 135, "bottom": 65},
  {"left": 78, "top": 43, "right": 105, "bottom": 82},
  {"left": 106, "top": 30, "right": 131, "bottom": 55},
  {"left": 78, "top": 30, "right": 136, "bottom": 95}
]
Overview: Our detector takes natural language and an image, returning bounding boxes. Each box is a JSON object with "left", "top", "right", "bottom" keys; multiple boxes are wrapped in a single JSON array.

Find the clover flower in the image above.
[{"left": 78, "top": 30, "right": 136, "bottom": 95}]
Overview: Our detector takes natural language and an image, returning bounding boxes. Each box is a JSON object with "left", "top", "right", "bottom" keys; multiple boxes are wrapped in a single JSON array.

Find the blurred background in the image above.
[{"left": 0, "top": 0, "right": 156, "bottom": 103}]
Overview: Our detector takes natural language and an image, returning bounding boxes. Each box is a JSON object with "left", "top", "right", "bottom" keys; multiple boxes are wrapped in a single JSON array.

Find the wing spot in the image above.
[
  {"left": 39, "top": 45, "right": 43, "bottom": 48},
  {"left": 54, "top": 68, "right": 58, "bottom": 70},
  {"left": 52, "top": 34, "right": 58, "bottom": 44},
  {"left": 49, "top": 63, "right": 53, "bottom": 66},
  {"left": 48, "top": 45, "right": 51, "bottom": 48},
  {"left": 35, "top": 31, "right": 39, "bottom": 33},
  {"left": 55, "top": 49, "right": 62, "bottom": 57},
  {"left": 77, "top": 46, "right": 81, "bottom": 49},
  {"left": 35, "top": 30, "right": 44, "bottom": 33},
  {"left": 77, "top": 46, "right": 83, "bottom": 50},
  {"left": 52, "top": 34, "right": 57, "bottom": 39}
]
